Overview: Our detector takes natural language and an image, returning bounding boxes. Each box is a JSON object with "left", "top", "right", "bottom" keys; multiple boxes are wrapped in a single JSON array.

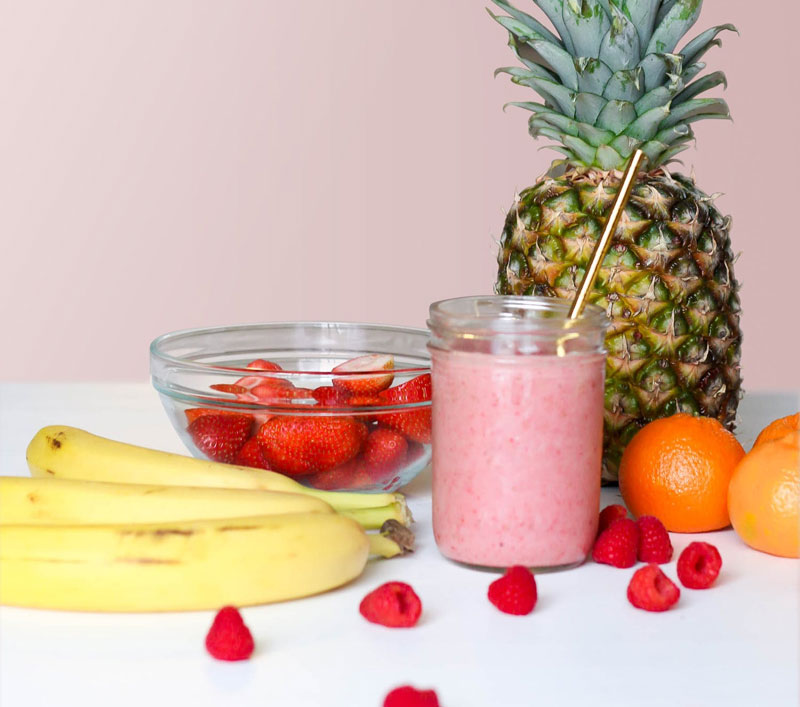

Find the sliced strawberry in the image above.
[
  {"left": 305, "top": 457, "right": 372, "bottom": 490},
  {"left": 245, "top": 359, "right": 283, "bottom": 371},
  {"left": 256, "top": 416, "right": 367, "bottom": 476},
  {"left": 187, "top": 414, "right": 252, "bottom": 463},
  {"left": 363, "top": 428, "right": 408, "bottom": 481},
  {"left": 209, "top": 383, "right": 249, "bottom": 395},
  {"left": 378, "top": 374, "right": 432, "bottom": 444},
  {"left": 380, "top": 374, "right": 432, "bottom": 404},
  {"left": 233, "top": 436, "right": 271, "bottom": 469},
  {"left": 332, "top": 354, "right": 394, "bottom": 395}
]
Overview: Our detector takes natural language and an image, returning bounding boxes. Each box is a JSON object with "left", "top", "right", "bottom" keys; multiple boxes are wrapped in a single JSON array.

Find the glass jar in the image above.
[{"left": 427, "top": 295, "right": 608, "bottom": 570}]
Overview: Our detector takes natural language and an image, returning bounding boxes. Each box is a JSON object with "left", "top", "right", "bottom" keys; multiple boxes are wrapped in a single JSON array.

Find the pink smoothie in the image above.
[{"left": 431, "top": 349, "right": 605, "bottom": 568}]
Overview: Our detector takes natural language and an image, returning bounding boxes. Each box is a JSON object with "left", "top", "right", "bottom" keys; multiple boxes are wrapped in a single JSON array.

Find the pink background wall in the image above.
[{"left": 2, "top": 1, "right": 797, "bottom": 390}]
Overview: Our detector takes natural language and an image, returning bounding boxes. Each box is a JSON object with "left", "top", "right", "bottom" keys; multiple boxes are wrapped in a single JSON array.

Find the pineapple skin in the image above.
[{"left": 496, "top": 167, "right": 742, "bottom": 481}]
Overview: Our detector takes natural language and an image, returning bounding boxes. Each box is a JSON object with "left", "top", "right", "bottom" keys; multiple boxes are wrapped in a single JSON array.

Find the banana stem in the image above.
[
  {"left": 368, "top": 520, "right": 416, "bottom": 559},
  {"left": 302, "top": 487, "right": 408, "bottom": 513},
  {"left": 339, "top": 501, "right": 413, "bottom": 530}
]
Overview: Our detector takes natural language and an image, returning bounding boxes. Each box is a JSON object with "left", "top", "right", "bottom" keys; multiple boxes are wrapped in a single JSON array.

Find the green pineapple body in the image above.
[
  {"left": 491, "top": 0, "right": 743, "bottom": 479},
  {"left": 496, "top": 167, "right": 741, "bottom": 480}
]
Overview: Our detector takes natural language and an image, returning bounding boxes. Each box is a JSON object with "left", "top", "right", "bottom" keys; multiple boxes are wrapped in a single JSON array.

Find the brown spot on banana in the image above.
[
  {"left": 117, "top": 557, "right": 181, "bottom": 565},
  {"left": 217, "top": 525, "right": 261, "bottom": 532},
  {"left": 120, "top": 529, "right": 195, "bottom": 538},
  {"left": 44, "top": 469, "right": 55, "bottom": 475},
  {"left": 47, "top": 434, "right": 63, "bottom": 449},
  {"left": 26, "top": 492, "right": 39, "bottom": 503}
]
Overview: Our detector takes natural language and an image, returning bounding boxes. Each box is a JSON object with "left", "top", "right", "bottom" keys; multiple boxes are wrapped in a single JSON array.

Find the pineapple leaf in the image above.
[
  {"left": 575, "top": 57, "right": 614, "bottom": 95},
  {"left": 646, "top": 0, "right": 702, "bottom": 56},
  {"left": 575, "top": 92, "right": 608, "bottom": 123},
  {"left": 635, "top": 77, "right": 683, "bottom": 115},
  {"left": 680, "top": 61, "right": 705, "bottom": 84},
  {"left": 639, "top": 138, "right": 670, "bottom": 163},
  {"left": 599, "top": 2, "right": 641, "bottom": 71},
  {"left": 672, "top": 71, "right": 727, "bottom": 106},
  {"left": 507, "top": 75, "right": 577, "bottom": 117},
  {"left": 491, "top": 0, "right": 565, "bottom": 46},
  {"left": 507, "top": 33, "right": 562, "bottom": 76},
  {"left": 659, "top": 97, "right": 729, "bottom": 129},
  {"left": 595, "top": 144, "right": 625, "bottom": 169},
  {"left": 534, "top": 111, "right": 616, "bottom": 147},
  {"left": 563, "top": 134, "right": 600, "bottom": 164},
  {"left": 609, "top": 133, "right": 642, "bottom": 159},
  {"left": 680, "top": 24, "right": 737, "bottom": 66},
  {"left": 655, "top": 136, "right": 696, "bottom": 164},
  {"left": 495, "top": 65, "right": 559, "bottom": 84},
  {"left": 595, "top": 99, "right": 637, "bottom": 133},
  {"left": 655, "top": 0, "right": 680, "bottom": 27},
  {"left": 638, "top": 52, "right": 682, "bottom": 92},
  {"left": 532, "top": 0, "right": 576, "bottom": 54},
  {"left": 524, "top": 38, "right": 580, "bottom": 90},
  {"left": 623, "top": 103, "right": 671, "bottom": 140},
  {"left": 602, "top": 68, "right": 644, "bottom": 102},
  {"left": 654, "top": 123, "right": 691, "bottom": 145},
  {"left": 561, "top": 0, "right": 611, "bottom": 58},
  {"left": 617, "top": 0, "right": 661, "bottom": 52}
]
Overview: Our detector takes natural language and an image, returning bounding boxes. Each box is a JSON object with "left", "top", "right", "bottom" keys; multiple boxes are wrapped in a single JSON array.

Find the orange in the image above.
[
  {"left": 728, "top": 431, "right": 799, "bottom": 558},
  {"left": 618, "top": 413, "right": 745, "bottom": 533},
  {"left": 753, "top": 412, "right": 800, "bottom": 448}
]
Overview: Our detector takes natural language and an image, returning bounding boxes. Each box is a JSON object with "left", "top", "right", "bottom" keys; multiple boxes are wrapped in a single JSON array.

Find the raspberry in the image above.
[
  {"left": 359, "top": 582, "right": 422, "bottom": 628},
  {"left": 677, "top": 542, "right": 722, "bottom": 589},
  {"left": 636, "top": 515, "right": 673, "bottom": 563},
  {"left": 592, "top": 517, "right": 639, "bottom": 568},
  {"left": 627, "top": 564, "right": 681, "bottom": 612},
  {"left": 384, "top": 686, "right": 440, "bottom": 707},
  {"left": 597, "top": 504, "right": 628, "bottom": 536},
  {"left": 487, "top": 565, "right": 537, "bottom": 615},
  {"left": 205, "top": 606, "right": 254, "bottom": 661}
]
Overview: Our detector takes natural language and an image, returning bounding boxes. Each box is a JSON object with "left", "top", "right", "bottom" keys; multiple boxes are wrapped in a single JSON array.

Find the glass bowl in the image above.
[{"left": 150, "top": 322, "right": 432, "bottom": 492}]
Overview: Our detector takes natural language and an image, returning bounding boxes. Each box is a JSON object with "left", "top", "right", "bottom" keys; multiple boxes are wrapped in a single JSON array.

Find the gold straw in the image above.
[{"left": 568, "top": 149, "right": 646, "bottom": 320}]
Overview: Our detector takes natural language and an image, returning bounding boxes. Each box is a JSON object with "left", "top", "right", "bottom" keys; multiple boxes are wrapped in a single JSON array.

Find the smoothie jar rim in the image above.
[{"left": 428, "top": 295, "right": 607, "bottom": 338}]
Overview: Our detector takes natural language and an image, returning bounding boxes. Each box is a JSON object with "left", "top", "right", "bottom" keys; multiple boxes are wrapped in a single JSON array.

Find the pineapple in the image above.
[{"left": 491, "top": 0, "right": 742, "bottom": 481}]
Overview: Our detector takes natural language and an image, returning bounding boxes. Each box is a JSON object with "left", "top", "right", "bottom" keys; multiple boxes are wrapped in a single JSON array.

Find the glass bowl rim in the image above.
[{"left": 149, "top": 320, "right": 432, "bottom": 377}]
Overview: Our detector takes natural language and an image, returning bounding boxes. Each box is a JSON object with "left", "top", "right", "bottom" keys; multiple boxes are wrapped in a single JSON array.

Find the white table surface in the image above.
[{"left": 0, "top": 383, "right": 798, "bottom": 707}]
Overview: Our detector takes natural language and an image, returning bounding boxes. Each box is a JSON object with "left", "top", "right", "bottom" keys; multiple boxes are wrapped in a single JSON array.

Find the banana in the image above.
[
  {"left": 0, "top": 476, "right": 335, "bottom": 525},
  {"left": 0, "top": 512, "right": 383, "bottom": 612},
  {"left": 26, "top": 426, "right": 413, "bottom": 525}
]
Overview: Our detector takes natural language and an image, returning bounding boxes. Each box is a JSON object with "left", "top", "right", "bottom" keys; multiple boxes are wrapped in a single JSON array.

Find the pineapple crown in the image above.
[{"left": 491, "top": 0, "right": 735, "bottom": 170}]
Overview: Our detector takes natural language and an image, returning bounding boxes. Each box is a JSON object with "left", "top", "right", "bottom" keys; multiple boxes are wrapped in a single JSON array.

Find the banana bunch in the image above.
[{"left": 0, "top": 426, "right": 414, "bottom": 612}]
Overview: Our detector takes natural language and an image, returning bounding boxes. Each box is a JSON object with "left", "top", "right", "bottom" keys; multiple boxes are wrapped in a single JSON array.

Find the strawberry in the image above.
[
  {"left": 205, "top": 606, "right": 254, "bottom": 661},
  {"left": 592, "top": 518, "right": 639, "bottom": 568},
  {"left": 347, "top": 394, "right": 385, "bottom": 407},
  {"left": 312, "top": 386, "right": 350, "bottom": 407},
  {"left": 184, "top": 408, "right": 251, "bottom": 425},
  {"left": 255, "top": 416, "right": 367, "bottom": 475},
  {"left": 332, "top": 354, "right": 394, "bottom": 395},
  {"left": 378, "top": 374, "right": 432, "bottom": 444},
  {"left": 188, "top": 414, "right": 252, "bottom": 463},
  {"left": 305, "top": 457, "right": 372, "bottom": 490},
  {"left": 363, "top": 428, "right": 408, "bottom": 481},
  {"left": 234, "top": 360, "right": 286, "bottom": 390},
  {"left": 233, "top": 436, "right": 271, "bottom": 469}
]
